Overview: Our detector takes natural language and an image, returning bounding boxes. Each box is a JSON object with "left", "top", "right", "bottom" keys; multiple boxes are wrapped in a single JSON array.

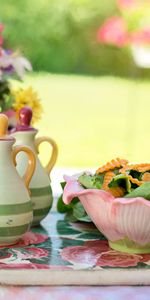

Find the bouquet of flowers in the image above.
[
  {"left": 0, "top": 23, "right": 42, "bottom": 128},
  {"left": 97, "top": 0, "right": 150, "bottom": 67}
]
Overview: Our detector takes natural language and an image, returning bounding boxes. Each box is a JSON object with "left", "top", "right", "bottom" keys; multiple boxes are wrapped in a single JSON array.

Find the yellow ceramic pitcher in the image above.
[
  {"left": 11, "top": 107, "right": 58, "bottom": 226},
  {"left": 0, "top": 114, "right": 36, "bottom": 245}
]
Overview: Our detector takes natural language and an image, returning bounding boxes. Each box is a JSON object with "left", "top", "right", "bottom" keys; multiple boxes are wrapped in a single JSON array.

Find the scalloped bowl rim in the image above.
[{"left": 63, "top": 186, "right": 150, "bottom": 207}]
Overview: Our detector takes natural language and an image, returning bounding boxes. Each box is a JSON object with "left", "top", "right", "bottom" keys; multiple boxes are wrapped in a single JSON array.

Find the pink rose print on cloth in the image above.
[
  {"left": 0, "top": 232, "right": 48, "bottom": 249},
  {"left": 61, "top": 240, "right": 109, "bottom": 268},
  {"left": 0, "top": 252, "right": 12, "bottom": 261},
  {"left": 15, "top": 232, "right": 48, "bottom": 247},
  {"left": 61, "top": 240, "right": 150, "bottom": 268},
  {"left": 96, "top": 251, "right": 141, "bottom": 267},
  {"left": 0, "top": 231, "right": 74, "bottom": 270},
  {"left": 61, "top": 246, "right": 100, "bottom": 268},
  {"left": 0, "top": 232, "right": 52, "bottom": 269},
  {"left": 12, "top": 247, "right": 49, "bottom": 259},
  {"left": 0, "top": 263, "right": 72, "bottom": 270}
]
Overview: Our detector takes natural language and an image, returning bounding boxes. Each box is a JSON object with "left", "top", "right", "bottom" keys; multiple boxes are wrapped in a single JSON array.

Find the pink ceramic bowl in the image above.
[{"left": 63, "top": 176, "right": 150, "bottom": 254}]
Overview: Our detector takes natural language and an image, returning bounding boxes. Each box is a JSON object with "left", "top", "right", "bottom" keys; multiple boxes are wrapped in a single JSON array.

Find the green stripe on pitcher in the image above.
[
  {"left": 32, "top": 195, "right": 53, "bottom": 210},
  {"left": 33, "top": 206, "right": 51, "bottom": 217},
  {"left": 32, "top": 217, "right": 43, "bottom": 226},
  {"left": 0, "top": 202, "right": 32, "bottom": 215},
  {"left": 0, "top": 223, "right": 30, "bottom": 236},
  {"left": 30, "top": 186, "right": 52, "bottom": 197}
]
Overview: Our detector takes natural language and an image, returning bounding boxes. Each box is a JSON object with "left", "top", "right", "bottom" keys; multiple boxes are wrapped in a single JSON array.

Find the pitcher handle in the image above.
[
  {"left": 35, "top": 136, "right": 58, "bottom": 174},
  {"left": 12, "top": 146, "right": 36, "bottom": 193}
]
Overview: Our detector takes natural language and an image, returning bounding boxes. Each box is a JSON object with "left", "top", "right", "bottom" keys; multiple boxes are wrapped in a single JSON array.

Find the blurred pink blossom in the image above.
[
  {"left": 97, "top": 16, "right": 129, "bottom": 47},
  {"left": 130, "top": 28, "right": 150, "bottom": 45},
  {"left": 0, "top": 49, "right": 32, "bottom": 80},
  {"left": 0, "top": 23, "right": 4, "bottom": 46},
  {"left": 117, "top": 0, "right": 137, "bottom": 10},
  {"left": 0, "top": 23, "right": 32, "bottom": 80},
  {"left": 0, "top": 24, "right": 4, "bottom": 32},
  {"left": 97, "top": 0, "right": 150, "bottom": 50},
  {"left": 0, "top": 36, "right": 3, "bottom": 47},
  {"left": 117, "top": 0, "right": 150, "bottom": 10}
]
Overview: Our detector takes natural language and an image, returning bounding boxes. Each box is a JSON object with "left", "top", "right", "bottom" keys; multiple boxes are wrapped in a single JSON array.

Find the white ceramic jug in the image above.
[
  {"left": 11, "top": 107, "right": 58, "bottom": 226},
  {"left": 0, "top": 114, "right": 36, "bottom": 245}
]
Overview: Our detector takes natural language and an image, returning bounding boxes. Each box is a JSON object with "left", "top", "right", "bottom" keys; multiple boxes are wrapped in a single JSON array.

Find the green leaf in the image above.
[
  {"left": 65, "top": 212, "right": 78, "bottom": 223},
  {"left": 78, "top": 174, "right": 94, "bottom": 189},
  {"left": 60, "top": 182, "right": 66, "bottom": 189},
  {"left": 57, "top": 181, "right": 78, "bottom": 213},
  {"left": 75, "top": 215, "right": 91, "bottom": 222},
  {"left": 125, "top": 182, "right": 150, "bottom": 200},
  {"left": 109, "top": 173, "right": 131, "bottom": 193},
  {"left": 73, "top": 202, "right": 91, "bottom": 222},
  {"left": 56, "top": 220, "right": 81, "bottom": 234},
  {"left": 57, "top": 177, "right": 92, "bottom": 222},
  {"left": 129, "top": 170, "right": 141, "bottom": 180},
  {"left": 57, "top": 189, "right": 80, "bottom": 214},
  {"left": 78, "top": 232, "right": 105, "bottom": 239},
  {"left": 57, "top": 194, "right": 73, "bottom": 213},
  {"left": 78, "top": 173, "right": 103, "bottom": 189}
]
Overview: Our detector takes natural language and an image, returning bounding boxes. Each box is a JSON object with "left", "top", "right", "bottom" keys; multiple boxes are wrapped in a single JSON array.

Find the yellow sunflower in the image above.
[{"left": 12, "top": 87, "right": 43, "bottom": 124}]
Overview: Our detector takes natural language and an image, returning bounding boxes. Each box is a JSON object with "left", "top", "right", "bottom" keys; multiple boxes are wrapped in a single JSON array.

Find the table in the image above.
[
  {"left": 0, "top": 168, "right": 150, "bottom": 299},
  {"left": 0, "top": 286, "right": 150, "bottom": 300}
]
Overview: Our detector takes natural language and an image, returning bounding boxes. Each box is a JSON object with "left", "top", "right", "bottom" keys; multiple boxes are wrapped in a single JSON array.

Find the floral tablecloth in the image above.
[
  {"left": 0, "top": 195, "right": 149, "bottom": 297},
  {"left": 0, "top": 210, "right": 150, "bottom": 285}
]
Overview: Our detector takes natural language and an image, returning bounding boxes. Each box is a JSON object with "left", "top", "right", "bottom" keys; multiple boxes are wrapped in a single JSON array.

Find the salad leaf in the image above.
[
  {"left": 73, "top": 202, "right": 91, "bottom": 222},
  {"left": 57, "top": 194, "right": 72, "bottom": 213},
  {"left": 57, "top": 179, "right": 92, "bottom": 222},
  {"left": 129, "top": 170, "right": 142, "bottom": 180},
  {"left": 60, "top": 182, "right": 66, "bottom": 189},
  {"left": 78, "top": 174, "right": 103, "bottom": 189},
  {"left": 57, "top": 181, "right": 79, "bottom": 213},
  {"left": 57, "top": 194, "right": 79, "bottom": 213},
  {"left": 65, "top": 211, "right": 79, "bottom": 223},
  {"left": 125, "top": 181, "right": 150, "bottom": 200},
  {"left": 109, "top": 173, "right": 131, "bottom": 193}
]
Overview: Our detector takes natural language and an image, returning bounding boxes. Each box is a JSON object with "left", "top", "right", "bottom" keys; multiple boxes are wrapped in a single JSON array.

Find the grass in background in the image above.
[{"left": 14, "top": 73, "right": 150, "bottom": 168}]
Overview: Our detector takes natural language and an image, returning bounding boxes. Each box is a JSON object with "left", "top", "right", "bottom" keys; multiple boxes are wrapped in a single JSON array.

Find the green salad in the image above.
[{"left": 57, "top": 158, "right": 150, "bottom": 222}]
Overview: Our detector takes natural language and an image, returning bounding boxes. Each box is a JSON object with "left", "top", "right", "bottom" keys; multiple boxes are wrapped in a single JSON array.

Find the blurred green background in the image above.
[
  {"left": 0, "top": 0, "right": 145, "bottom": 76},
  {"left": 2, "top": 0, "right": 150, "bottom": 167}
]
